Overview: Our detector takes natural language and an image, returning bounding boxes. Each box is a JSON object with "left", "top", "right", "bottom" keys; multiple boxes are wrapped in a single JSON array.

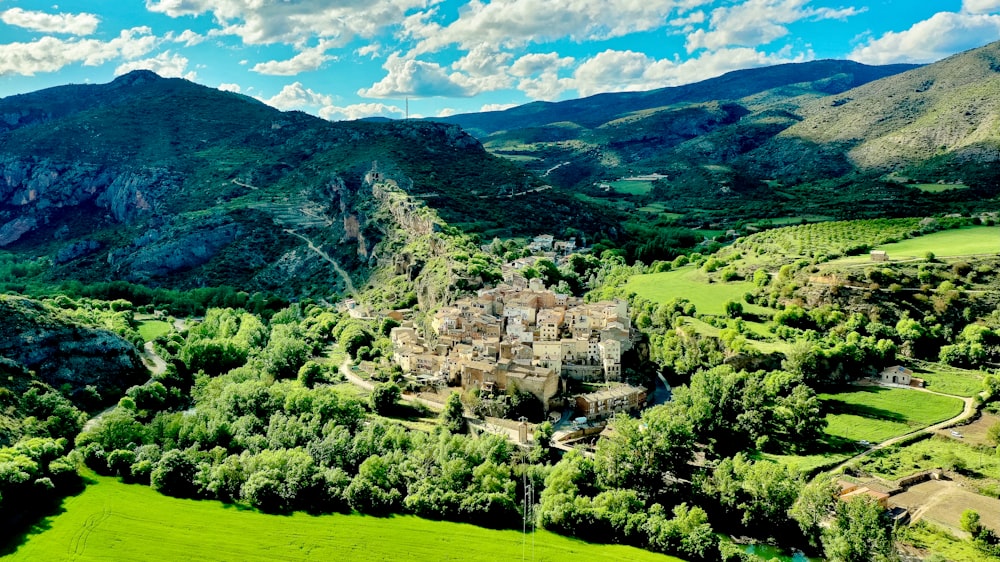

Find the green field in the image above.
[
  {"left": 609, "top": 180, "right": 654, "bottom": 195},
  {"left": 138, "top": 320, "right": 172, "bottom": 342},
  {"left": 910, "top": 362, "right": 985, "bottom": 397},
  {"left": 873, "top": 225, "right": 999, "bottom": 258},
  {"left": 911, "top": 183, "right": 970, "bottom": 193},
  {"left": 7, "top": 475, "right": 681, "bottom": 562},
  {"left": 829, "top": 226, "right": 999, "bottom": 264},
  {"left": 819, "top": 387, "right": 964, "bottom": 443},
  {"left": 625, "top": 266, "right": 757, "bottom": 316}
]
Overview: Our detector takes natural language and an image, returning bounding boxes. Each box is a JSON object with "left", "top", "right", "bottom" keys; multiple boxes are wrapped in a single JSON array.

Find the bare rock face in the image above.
[
  {"left": 0, "top": 156, "right": 174, "bottom": 245},
  {"left": 108, "top": 219, "right": 242, "bottom": 281},
  {"left": 0, "top": 296, "right": 146, "bottom": 402}
]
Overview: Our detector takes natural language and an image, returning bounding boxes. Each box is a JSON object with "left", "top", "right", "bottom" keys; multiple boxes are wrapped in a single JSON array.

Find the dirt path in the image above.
[
  {"left": 82, "top": 343, "right": 167, "bottom": 432},
  {"left": 830, "top": 384, "right": 979, "bottom": 473},
  {"left": 285, "top": 229, "right": 358, "bottom": 298}
]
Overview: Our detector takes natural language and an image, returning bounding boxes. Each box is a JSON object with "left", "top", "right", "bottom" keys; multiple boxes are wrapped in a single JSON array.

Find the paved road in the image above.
[{"left": 830, "top": 383, "right": 979, "bottom": 473}]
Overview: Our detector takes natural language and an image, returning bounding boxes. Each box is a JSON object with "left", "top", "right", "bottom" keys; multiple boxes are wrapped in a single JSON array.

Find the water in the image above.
[{"left": 745, "top": 543, "right": 823, "bottom": 562}]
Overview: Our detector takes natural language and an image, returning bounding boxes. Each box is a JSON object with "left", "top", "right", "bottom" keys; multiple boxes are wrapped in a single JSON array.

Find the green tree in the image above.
[
  {"left": 151, "top": 449, "right": 200, "bottom": 498},
  {"left": 790, "top": 477, "right": 838, "bottom": 547},
  {"left": 440, "top": 392, "right": 467, "bottom": 434},
  {"left": 369, "top": 382, "right": 401, "bottom": 415},
  {"left": 822, "top": 495, "right": 896, "bottom": 562}
]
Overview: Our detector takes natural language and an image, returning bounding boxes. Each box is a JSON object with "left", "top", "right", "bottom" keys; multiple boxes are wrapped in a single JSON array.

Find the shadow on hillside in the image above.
[{"left": 0, "top": 473, "right": 97, "bottom": 556}]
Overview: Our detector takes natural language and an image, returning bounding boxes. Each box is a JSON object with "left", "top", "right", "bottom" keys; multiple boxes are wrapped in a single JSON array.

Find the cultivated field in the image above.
[
  {"left": 819, "top": 387, "right": 964, "bottom": 443},
  {"left": 939, "top": 412, "right": 1000, "bottom": 447},
  {"left": 7, "top": 476, "right": 680, "bottom": 562},
  {"left": 624, "top": 266, "right": 757, "bottom": 316},
  {"left": 890, "top": 479, "right": 1000, "bottom": 534}
]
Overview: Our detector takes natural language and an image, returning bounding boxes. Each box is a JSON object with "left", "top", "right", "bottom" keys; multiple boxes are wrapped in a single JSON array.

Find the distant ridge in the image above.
[{"left": 436, "top": 60, "right": 919, "bottom": 135}]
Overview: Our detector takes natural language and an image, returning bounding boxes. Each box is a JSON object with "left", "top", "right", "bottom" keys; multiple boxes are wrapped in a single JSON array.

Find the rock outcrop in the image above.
[{"left": 0, "top": 296, "right": 146, "bottom": 402}]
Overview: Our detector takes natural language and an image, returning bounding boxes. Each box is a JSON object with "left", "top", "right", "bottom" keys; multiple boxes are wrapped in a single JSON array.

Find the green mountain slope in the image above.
[
  {"left": 754, "top": 40, "right": 1000, "bottom": 178},
  {"left": 0, "top": 72, "right": 612, "bottom": 297}
]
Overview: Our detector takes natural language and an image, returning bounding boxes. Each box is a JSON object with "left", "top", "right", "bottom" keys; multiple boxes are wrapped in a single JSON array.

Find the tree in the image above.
[
  {"left": 151, "top": 449, "right": 199, "bottom": 498},
  {"left": 790, "top": 477, "right": 838, "bottom": 547},
  {"left": 822, "top": 495, "right": 896, "bottom": 562},
  {"left": 369, "top": 382, "right": 401, "bottom": 415},
  {"left": 440, "top": 392, "right": 467, "bottom": 434}
]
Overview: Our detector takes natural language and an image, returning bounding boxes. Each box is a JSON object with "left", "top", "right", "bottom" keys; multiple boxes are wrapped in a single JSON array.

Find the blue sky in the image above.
[{"left": 1, "top": 1, "right": 999, "bottom": 120}]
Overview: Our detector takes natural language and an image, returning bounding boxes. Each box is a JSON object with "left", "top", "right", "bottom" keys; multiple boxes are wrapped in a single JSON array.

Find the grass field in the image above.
[
  {"left": 819, "top": 386, "right": 964, "bottom": 443},
  {"left": 7, "top": 475, "right": 681, "bottom": 562},
  {"left": 609, "top": 180, "right": 654, "bottom": 195},
  {"left": 829, "top": 226, "right": 999, "bottom": 265},
  {"left": 859, "top": 434, "right": 1000, "bottom": 482},
  {"left": 873, "top": 226, "right": 999, "bottom": 258},
  {"left": 625, "top": 266, "right": 753, "bottom": 314},
  {"left": 910, "top": 183, "right": 970, "bottom": 193},
  {"left": 137, "top": 320, "right": 172, "bottom": 342},
  {"left": 625, "top": 266, "right": 758, "bottom": 316},
  {"left": 910, "top": 362, "right": 985, "bottom": 397}
]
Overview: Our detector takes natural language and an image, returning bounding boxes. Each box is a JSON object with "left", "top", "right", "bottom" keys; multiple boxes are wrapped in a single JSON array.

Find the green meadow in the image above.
[
  {"left": 624, "top": 266, "right": 757, "bottom": 316},
  {"left": 830, "top": 226, "right": 999, "bottom": 264},
  {"left": 819, "top": 387, "right": 964, "bottom": 443},
  {"left": 137, "top": 320, "right": 172, "bottom": 342},
  {"left": 609, "top": 179, "right": 654, "bottom": 195},
  {"left": 7, "top": 475, "right": 681, "bottom": 562}
]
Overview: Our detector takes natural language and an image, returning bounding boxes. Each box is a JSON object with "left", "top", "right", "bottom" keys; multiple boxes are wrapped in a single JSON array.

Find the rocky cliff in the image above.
[{"left": 0, "top": 295, "right": 147, "bottom": 403}]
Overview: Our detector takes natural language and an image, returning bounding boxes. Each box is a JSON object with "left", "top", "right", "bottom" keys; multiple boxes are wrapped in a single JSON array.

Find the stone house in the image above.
[
  {"left": 575, "top": 384, "right": 647, "bottom": 420},
  {"left": 880, "top": 365, "right": 913, "bottom": 385}
]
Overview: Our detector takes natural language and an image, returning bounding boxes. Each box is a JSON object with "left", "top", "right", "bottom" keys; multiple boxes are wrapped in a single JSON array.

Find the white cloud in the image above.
[
  {"left": 320, "top": 102, "right": 405, "bottom": 121},
  {"left": 218, "top": 82, "right": 242, "bottom": 93},
  {"left": 115, "top": 51, "right": 196, "bottom": 80},
  {"left": 686, "top": 0, "right": 863, "bottom": 52},
  {"left": 356, "top": 43, "right": 382, "bottom": 58},
  {"left": 358, "top": 53, "right": 471, "bottom": 98},
  {"left": 436, "top": 107, "right": 458, "bottom": 117},
  {"left": 963, "top": 0, "right": 1000, "bottom": 14},
  {"left": 480, "top": 103, "right": 517, "bottom": 112},
  {"left": 510, "top": 52, "right": 575, "bottom": 77},
  {"left": 849, "top": 11, "right": 1000, "bottom": 64},
  {"left": 146, "top": 0, "right": 432, "bottom": 46},
  {"left": 0, "top": 7, "right": 99, "bottom": 36},
  {"left": 408, "top": 0, "right": 712, "bottom": 55},
  {"left": 169, "top": 29, "right": 206, "bottom": 46},
  {"left": 251, "top": 41, "right": 337, "bottom": 75},
  {"left": 260, "top": 82, "right": 333, "bottom": 111},
  {"left": 564, "top": 47, "right": 812, "bottom": 98},
  {"left": 0, "top": 27, "right": 157, "bottom": 76}
]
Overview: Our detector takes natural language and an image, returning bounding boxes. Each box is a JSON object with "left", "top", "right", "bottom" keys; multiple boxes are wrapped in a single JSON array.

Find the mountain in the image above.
[
  {"left": 0, "top": 71, "right": 612, "bottom": 299},
  {"left": 436, "top": 46, "right": 1000, "bottom": 224},
  {"left": 433, "top": 59, "right": 919, "bottom": 192},
  {"left": 751, "top": 40, "right": 1000, "bottom": 179},
  {"left": 437, "top": 59, "right": 918, "bottom": 136}
]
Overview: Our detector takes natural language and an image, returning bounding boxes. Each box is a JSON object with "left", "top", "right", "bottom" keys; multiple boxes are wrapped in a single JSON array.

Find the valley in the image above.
[{"left": 3, "top": 42, "right": 1000, "bottom": 562}]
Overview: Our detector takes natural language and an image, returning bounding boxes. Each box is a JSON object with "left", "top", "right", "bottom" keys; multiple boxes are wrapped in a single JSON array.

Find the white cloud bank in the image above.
[
  {"left": 0, "top": 27, "right": 157, "bottom": 76},
  {"left": 850, "top": 11, "right": 1000, "bottom": 64},
  {"left": 0, "top": 8, "right": 100, "bottom": 36}
]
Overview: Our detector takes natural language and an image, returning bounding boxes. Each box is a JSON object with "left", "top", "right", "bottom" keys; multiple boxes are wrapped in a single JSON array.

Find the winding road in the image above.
[{"left": 284, "top": 229, "right": 359, "bottom": 298}]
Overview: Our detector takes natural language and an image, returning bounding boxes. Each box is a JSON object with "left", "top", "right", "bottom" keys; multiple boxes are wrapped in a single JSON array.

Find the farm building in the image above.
[
  {"left": 880, "top": 365, "right": 913, "bottom": 385},
  {"left": 870, "top": 250, "right": 888, "bottom": 262}
]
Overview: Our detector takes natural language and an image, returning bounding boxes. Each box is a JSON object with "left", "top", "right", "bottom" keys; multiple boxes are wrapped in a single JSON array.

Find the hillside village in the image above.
[{"left": 389, "top": 274, "right": 645, "bottom": 421}]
